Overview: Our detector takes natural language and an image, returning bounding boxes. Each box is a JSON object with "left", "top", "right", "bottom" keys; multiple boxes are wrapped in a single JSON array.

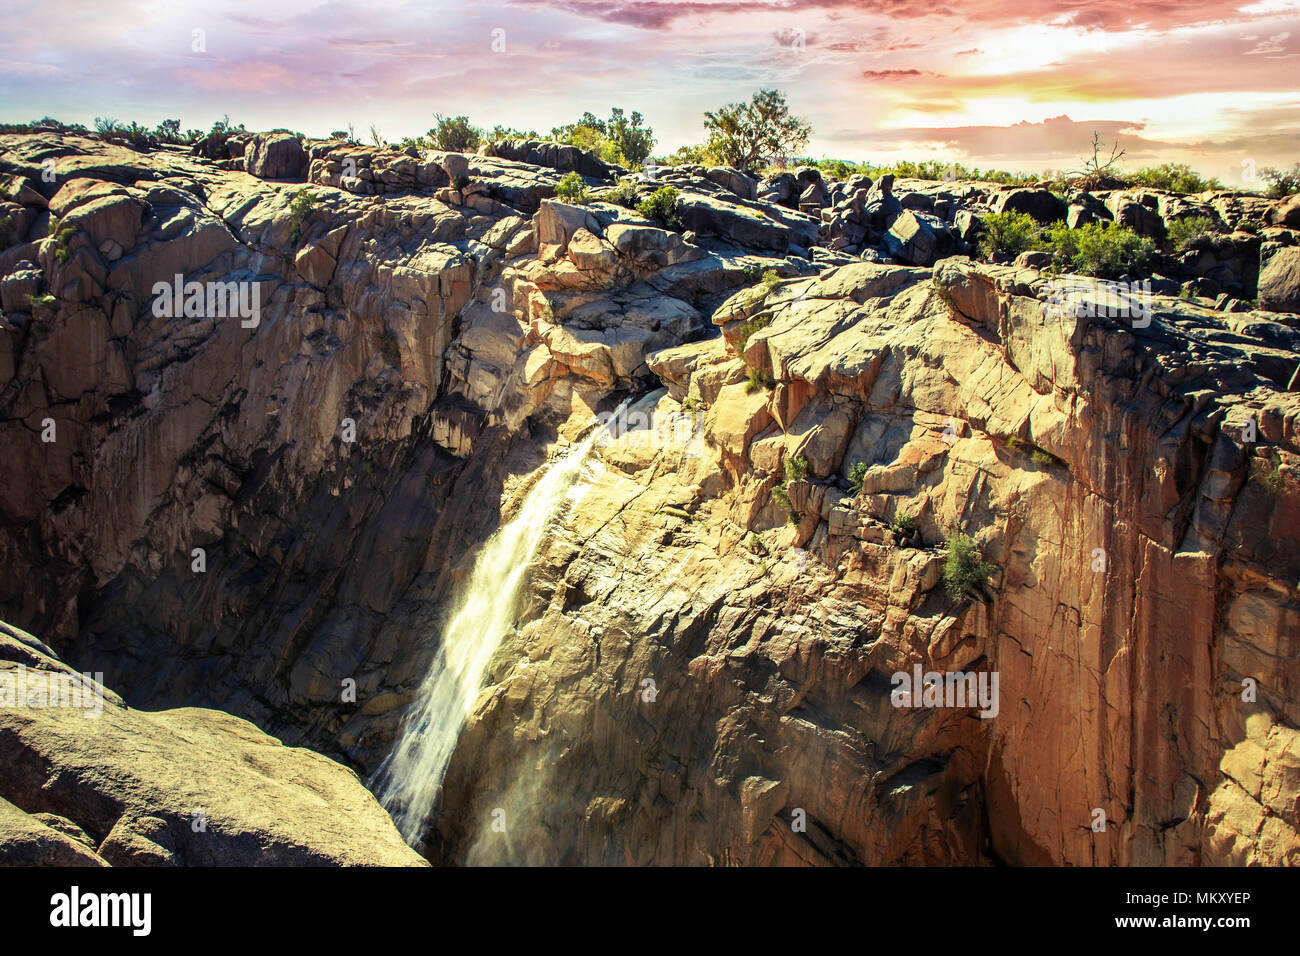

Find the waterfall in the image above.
[{"left": 372, "top": 421, "right": 614, "bottom": 846}]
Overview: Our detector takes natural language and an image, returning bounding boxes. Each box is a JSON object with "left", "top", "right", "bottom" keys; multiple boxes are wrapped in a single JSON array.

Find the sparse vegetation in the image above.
[
  {"left": 771, "top": 461, "right": 802, "bottom": 525},
  {"left": 1260, "top": 163, "right": 1300, "bottom": 199},
  {"left": 1001, "top": 434, "right": 1065, "bottom": 468},
  {"left": 847, "top": 460, "right": 868, "bottom": 494},
  {"left": 28, "top": 292, "right": 56, "bottom": 309},
  {"left": 978, "top": 210, "right": 1041, "bottom": 260},
  {"left": 748, "top": 269, "right": 782, "bottom": 304},
  {"left": 554, "top": 171, "right": 591, "bottom": 204},
  {"left": 785, "top": 454, "right": 808, "bottom": 481},
  {"left": 1255, "top": 450, "right": 1284, "bottom": 494},
  {"left": 287, "top": 187, "right": 316, "bottom": 243},
  {"left": 635, "top": 185, "right": 681, "bottom": 227},
  {"left": 745, "top": 365, "right": 775, "bottom": 393},
  {"left": 47, "top": 218, "right": 77, "bottom": 263},
  {"left": 1126, "top": 163, "right": 1223, "bottom": 194},
  {"left": 942, "top": 532, "right": 997, "bottom": 602},
  {"left": 1166, "top": 216, "right": 1221, "bottom": 251},
  {"left": 892, "top": 513, "right": 918, "bottom": 537},
  {"left": 601, "top": 180, "right": 641, "bottom": 209},
  {"left": 452, "top": 174, "right": 471, "bottom": 192},
  {"left": 735, "top": 316, "right": 771, "bottom": 354},
  {"left": 1073, "top": 130, "right": 1126, "bottom": 190},
  {"left": 1043, "top": 220, "right": 1154, "bottom": 279},
  {"left": 429, "top": 114, "right": 483, "bottom": 152}
]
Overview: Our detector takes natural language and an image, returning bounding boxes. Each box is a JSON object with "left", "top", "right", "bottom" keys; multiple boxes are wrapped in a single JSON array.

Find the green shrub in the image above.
[
  {"left": 748, "top": 268, "right": 782, "bottom": 304},
  {"left": 735, "top": 315, "right": 771, "bottom": 354},
  {"left": 745, "top": 365, "right": 774, "bottom": 393},
  {"left": 785, "top": 454, "right": 807, "bottom": 481},
  {"left": 1260, "top": 163, "right": 1300, "bottom": 199},
  {"left": 1255, "top": 451, "right": 1284, "bottom": 494},
  {"left": 1166, "top": 216, "right": 1220, "bottom": 251},
  {"left": 554, "top": 171, "right": 591, "bottom": 204},
  {"left": 602, "top": 181, "right": 640, "bottom": 209},
  {"left": 452, "top": 174, "right": 471, "bottom": 192},
  {"left": 28, "top": 292, "right": 56, "bottom": 309},
  {"left": 1126, "top": 163, "right": 1223, "bottom": 194},
  {"left": 745, "top": 531, "right": 761, "bottom": 552},
  {"left": 978, "top": 211, "right": 1041, "bottom": 260},
  {"left": 772, "top": 481, "right": 799, "bottom": 524},
  {"left": 847, "top": 460, "right": 868, "bottom": 494},
  {"left": 287, "top": 187, "right": 316, "bottom": 243},
  {"left": 429, "top": 114, "right": 482, "bottom": 152},
  {"left": 48, "top": 218, "right": 77, "bottom": 263},
  {"left": 636, "top": 186, "right": 680, "bottom": 227},
  {"left": 942, "top": 533, "right": 997, "bottom": 601},
  {"left": 892, "top": 513, "right": 918, "bottom": 536},
  {"left": 1043, "top": 220, "right": 1154, "bottom": 279}
]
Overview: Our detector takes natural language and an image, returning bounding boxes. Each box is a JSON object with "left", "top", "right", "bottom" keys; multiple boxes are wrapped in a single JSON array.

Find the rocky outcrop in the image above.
[
  {"left": 244, "top": 132, "right": 307, "bottom": 181},
  {"left": 0, "top": 129, "right": 1297, "bottom": 868},
  {"left": 0, "top": 621, "right": 425, "bottom": 866}
]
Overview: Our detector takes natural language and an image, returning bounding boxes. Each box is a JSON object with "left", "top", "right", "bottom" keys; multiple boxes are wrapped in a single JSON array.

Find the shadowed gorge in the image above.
[{"left": 0, "top": 122, "right": 1297, "bottom": 870}]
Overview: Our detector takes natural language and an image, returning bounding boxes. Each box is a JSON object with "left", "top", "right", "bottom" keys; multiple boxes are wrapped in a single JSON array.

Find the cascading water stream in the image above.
[{"left": 372, "top": 417, "right": 618, "bottom": 846}]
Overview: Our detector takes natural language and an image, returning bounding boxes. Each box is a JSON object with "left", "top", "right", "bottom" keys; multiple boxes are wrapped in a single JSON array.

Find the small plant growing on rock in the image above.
[
  {"left": 785, "top": 454, "right": 808, "bottom": 481},
  {"left": 942, "top": 532, "right": 997, "bottom": 602},
  {"left": 745, "top": 365, "right": 775, "bottom": 393},
  {"left": 745, "top": 531, "right": 761, "bottom": 552},
  {"left": 977, "top": 211, "right": 1041, "bottom": 260},
  {"left": 452, "top": 173, "right": 471, "bottom": 192},
  {"left": 1044, "top": 220, "right": 1154, "bottom": 279},
  {"left": 1254, "top": 450, "right": 1284, "bottom": 494},
  {"left": 892, "top": 513, "right": 918, "bottom": 536},
  {"left": 47, "top": 218, "right": 77, "bottom": 264},
  {"left": 847, "top": 460, "right": 868, "bottom": 494},
  {"left": 602, "top": 180, "right": 640, "bottom": 209},
  {"left": 1166, "top": 216, "right": 1220, "bottom": 252},
  {"left": 555, "top": 171, "right": 591, "bottom": 204},
  {"left": 28, "top": 292, "right": 56, "bottom": 309},
  {"left": 636, "top": 185, "right": 681, "bottom": 227},
  {"left": 287, "top": 187, "right": 316, "bottom": 244},
  {"left": 735, "top": 315, "right": 771, "bottom": 354},
  {"left": 748, "top": 268, "right": 782, "bottom": 305}
]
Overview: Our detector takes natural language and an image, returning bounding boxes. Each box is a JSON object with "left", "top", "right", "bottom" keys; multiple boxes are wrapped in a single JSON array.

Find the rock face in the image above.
[
  {"left": 0, "top": 621, "right": 425, "bottom": 865},
  {"left": 244, "top": 132, "right": 307, "bottom": 181},
  {"left": 0, "top": 130, "right": 1297, "bottom": 867}
]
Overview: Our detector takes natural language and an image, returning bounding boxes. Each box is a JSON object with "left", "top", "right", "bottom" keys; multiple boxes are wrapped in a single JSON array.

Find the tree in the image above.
[
  {"left": 550, "top": 108, "right": 656, "bottom": 167},
  {"left": 702, "top": 89, "right": 811, "bottom": 173},
  {"left": 605, "top": 108, "right": 655, "bottom": 166},
  {"left": 429, "top": 114, "right": 482, "bottom": 152}
]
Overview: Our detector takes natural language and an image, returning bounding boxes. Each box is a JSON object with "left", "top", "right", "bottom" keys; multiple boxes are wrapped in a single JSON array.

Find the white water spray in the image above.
[{"left": 373, "top": 423, "right": 611, "bottom": 845}]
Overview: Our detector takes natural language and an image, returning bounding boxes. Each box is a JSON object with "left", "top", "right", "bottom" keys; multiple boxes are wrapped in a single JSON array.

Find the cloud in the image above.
[
  {"left": 1242, "top": 29, "right": 1293, "bottom": 54},
  {"left": 861, "top": 68, "right": 934, "bottom": 80}
]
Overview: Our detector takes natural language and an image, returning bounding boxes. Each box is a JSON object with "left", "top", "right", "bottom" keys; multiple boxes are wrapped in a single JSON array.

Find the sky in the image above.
[{"left": 1, "top": 0, "right": 1297, "bottom": 183}]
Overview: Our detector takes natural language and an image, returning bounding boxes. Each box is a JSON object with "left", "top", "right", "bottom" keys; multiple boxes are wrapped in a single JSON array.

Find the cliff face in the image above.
[{"left": 1, "top": 133, "right": 1297, "bottom": 865}]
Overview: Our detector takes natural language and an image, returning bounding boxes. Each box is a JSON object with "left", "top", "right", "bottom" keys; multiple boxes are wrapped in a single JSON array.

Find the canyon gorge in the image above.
[{"left": 0, "top": 129, "right": 1297, "bottom": 867}]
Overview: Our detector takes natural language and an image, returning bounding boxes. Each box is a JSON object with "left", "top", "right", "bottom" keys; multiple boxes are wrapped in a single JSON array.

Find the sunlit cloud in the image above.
[{"left": 0, "top": 0, "right": 1294, "bottom": 177}]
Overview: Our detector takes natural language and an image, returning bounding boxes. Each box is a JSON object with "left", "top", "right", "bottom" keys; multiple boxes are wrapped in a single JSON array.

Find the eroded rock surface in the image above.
[
  {"left": 0, "top": 131, "right": 1297, "bottom": 866},
  {"left": 0, "top": 621, "right": 425, "bottom": 865}
]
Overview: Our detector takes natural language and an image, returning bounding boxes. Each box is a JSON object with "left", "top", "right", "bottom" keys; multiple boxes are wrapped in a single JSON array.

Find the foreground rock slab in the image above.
[{"left": 0, "top": 621, "right": 424, "bottom": 866}]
